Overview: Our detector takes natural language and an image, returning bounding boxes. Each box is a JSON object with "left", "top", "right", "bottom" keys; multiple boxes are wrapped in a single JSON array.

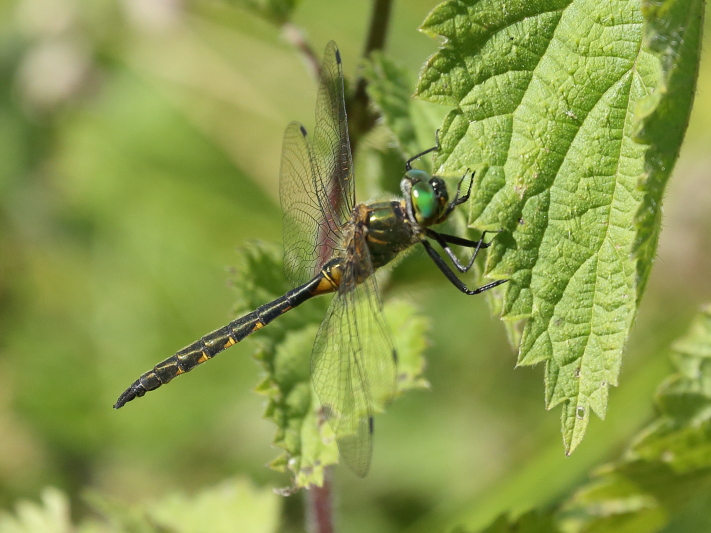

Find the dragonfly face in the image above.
[
  {"left": 114, "top": 41, "right": 508, "bottom": 480},
  {"left": 401, "top": 169, "right": 451, "bottom": 227}
]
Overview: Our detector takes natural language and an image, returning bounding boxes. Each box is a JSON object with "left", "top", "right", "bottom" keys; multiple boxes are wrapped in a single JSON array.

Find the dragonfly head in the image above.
[{"left": 402, "top": 169, "right": 450, "bottom": 227}]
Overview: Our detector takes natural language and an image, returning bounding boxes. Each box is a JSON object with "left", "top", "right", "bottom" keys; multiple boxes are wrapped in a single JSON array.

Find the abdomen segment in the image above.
[{"left": 114, "top": 264, "right": 340, "bottom": 409}]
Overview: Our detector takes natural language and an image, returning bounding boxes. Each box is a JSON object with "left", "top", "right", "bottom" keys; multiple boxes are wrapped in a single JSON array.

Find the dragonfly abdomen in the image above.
[{"left": 114, "top": 264, "right": 341, "bottom": 409}]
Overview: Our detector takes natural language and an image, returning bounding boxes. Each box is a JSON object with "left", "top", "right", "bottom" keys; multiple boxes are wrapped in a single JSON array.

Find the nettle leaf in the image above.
[
  {"left": 232, "top": 241, "right": 428, "bottom": 488},
  {"left": 557, "top": 304, "right": 711, "bottom": 533},
  {"left": 629, "top": 305, "right": 711, "bottom": 472},
  {"left": 416, "top": 0, "right": 703, "bottom": 453},
  {"left": 0, "top": 488, "right": 78, "bottom": 533},
  {"left": 86, "top": 478, "right": 280, "bottom": 533},
  {"left": 633, "top": 0, "right": 705, "bottom": 297},
  {"left": 146, "top": 478, "right": 280, "bottom": 533}
]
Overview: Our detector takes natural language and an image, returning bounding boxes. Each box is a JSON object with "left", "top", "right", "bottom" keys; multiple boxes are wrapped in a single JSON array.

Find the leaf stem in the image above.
[{"left": 306, "top": 468, "right": 334, "bottom": 533}]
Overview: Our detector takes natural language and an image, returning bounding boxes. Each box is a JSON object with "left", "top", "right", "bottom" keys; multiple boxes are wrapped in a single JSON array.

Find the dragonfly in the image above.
[{"left": 114, "top": 41, "right": 507, "bottom": 477}]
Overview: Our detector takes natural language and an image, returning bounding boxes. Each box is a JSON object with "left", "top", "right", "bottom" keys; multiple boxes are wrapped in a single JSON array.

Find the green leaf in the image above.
[
  {"left": 556, "top": 303, "right": 711, "bottom": 533},
  {"left": 147, "top": 479, "right": 280, "bottom": 533},
  {"left": 628, "top": 305, "right": 711, "bottom": 471},
  {"left": 231, "top": 241, "right": 428, "bottom": 487},
  {"left": 633, "top": 0, "right": 706, "bottom": 299},
  {"left": 0, "top": 488, "right": 75, "bottom": 533},
  {"left": 86, "top": 478, "right": 280, "bottom": 533},
  {"left": 416, "top": 0, "right": 704, "bottom": 454},
  {"left": 362, "top": 52, "right": 444, "bottom": 161},
  {"left": 386, "top": 300, "right": 430, "bottom": 393},
  {"left": 83, "top": 491, "right": 164, "bottom": 533}
]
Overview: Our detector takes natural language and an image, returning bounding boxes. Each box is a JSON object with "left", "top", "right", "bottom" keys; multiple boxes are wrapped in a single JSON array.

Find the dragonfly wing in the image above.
[
  {"left": 280, "top": 121, "right": 330, "bottom": 286},
  {"left": 280, "top": 41, "right": 354, "bottom": 286},
  {"left": 312, "top": 41, "right": 355, "bottom": 221},
  {"left": 311, "top": 233, "right": 396, "bottom": 476}
]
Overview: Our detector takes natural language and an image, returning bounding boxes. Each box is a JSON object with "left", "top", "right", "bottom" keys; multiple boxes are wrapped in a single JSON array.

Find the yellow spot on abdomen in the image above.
[
  {"left": 223, "top": 337, "right": 236, "bottom": 348},
  {"left": 313, "top": 264, "right": 342, "bottom": 295},
  {"left": 252, "top": 322, "right": 264, "bottom": 332},
  {"left": 198, "top": 352, "right": 209, "bottom": 364}
]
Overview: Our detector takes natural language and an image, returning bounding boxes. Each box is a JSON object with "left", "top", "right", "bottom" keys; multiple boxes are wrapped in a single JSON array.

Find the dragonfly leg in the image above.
[
  {"left": 435, "top": 169, "right": 474, "bottom": 223},
  {"left": 421, "top": 240, "right": 508, "bottom": 295},
  {"left": 452, "top": 170, "right": 473, "bottom": 206},
  {"left": 405, "top": 130, "right": 440, "bottom": 170},
  {"left": 426, "top": 229, "right": 500, "bottom": 273}
]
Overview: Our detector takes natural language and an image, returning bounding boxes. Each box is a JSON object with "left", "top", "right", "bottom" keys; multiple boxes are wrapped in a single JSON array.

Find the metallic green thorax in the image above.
[{"left": 365, "top": 201, "right": 420, "bottom": 270}]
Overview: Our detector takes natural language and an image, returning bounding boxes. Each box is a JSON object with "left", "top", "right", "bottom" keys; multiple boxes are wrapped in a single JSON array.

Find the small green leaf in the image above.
[
  {"left": 0, "top": 488, "right": 76, "bottom": 533},
  {"left": 628, "top": 305, "right": 711, "bottom": 472},
  {"left": 86, "top": 478, "right": 280, "bottom": 533},
  {"left": 362, "top": 52, "right": 444, "bottom": 161},
  {"left": 231, "top": 241, "right": 428, "bottom": 487},
  {"left": 557, "top": 303, "right": 711, "bottom": 533},
  {"left": 83, "top": 491, "right": 164, "bottom": 533},
  {"left": 416, "top": 0, "right": 704, "bottom": 454},
  {"left": 147, "top": 479, "right": 280, "bottom": 533},
  {"left": 385, "top": 300, "right": 431, "bottom": 393}
]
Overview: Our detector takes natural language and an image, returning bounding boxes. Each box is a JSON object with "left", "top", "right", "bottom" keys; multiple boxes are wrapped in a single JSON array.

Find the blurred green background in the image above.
[{"left": 0, "top": 0, "right": 710, "bottom": 531}]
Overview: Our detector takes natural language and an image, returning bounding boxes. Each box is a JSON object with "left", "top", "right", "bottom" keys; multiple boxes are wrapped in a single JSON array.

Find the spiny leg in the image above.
[
  {"left": 405, "top": 130, "right": 440, "bottom": 170},
  {"left": 426, "top": 229, "right": 500, "bottom": 273},
  {"left": 421, "top": 240, "right": 508, "bottom": 295}
]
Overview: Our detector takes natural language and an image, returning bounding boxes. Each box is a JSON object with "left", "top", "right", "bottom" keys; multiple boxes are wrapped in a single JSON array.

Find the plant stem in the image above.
[
  {"left": 362, "top": 0, "right": 393, "bottom": 57},
  {"left": 347, "top": 0, "right": 394, "bottom": 156},
  {"left": 307, "top": 468, "right": 334, "bottom": 533},
  {"left": 282, "top": 22, "right": 322, "bottom": 81}
]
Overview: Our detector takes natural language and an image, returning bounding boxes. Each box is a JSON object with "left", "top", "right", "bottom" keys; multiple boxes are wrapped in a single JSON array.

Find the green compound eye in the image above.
[
  {"left": 405, "top": 169, "right": 430, "bottom": 182},
  {"left": 412, "top": 180, "right": 437, "bottom": 224}
]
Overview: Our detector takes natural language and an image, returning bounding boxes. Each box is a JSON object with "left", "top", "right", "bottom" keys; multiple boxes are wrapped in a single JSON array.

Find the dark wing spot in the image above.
[
  {"left": 300, "top": 125, "right": 307, "bottom": 137},
  {"left": 392, "top": 349, "right": 398, "bottom": 364},
  {"left": 368, "top": 416, "right": 374, "bottom": 434},
  {"left": 335, "top": 48, "right": 342, "bottom": 64},
  {"left": 322, "top": 404, "right": 334, "bottom": 420}
]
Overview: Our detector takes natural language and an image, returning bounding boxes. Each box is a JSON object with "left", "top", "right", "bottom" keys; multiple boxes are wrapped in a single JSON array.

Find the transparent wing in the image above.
[
  {"left": 280, "top": 41, "right": 355, "bottom": 286},
  {"left": 312, "top": 41, "right": 355, "bottom": 222},
  {"left": 310, "top": 232, "right": 396, "bottom": 477}
]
